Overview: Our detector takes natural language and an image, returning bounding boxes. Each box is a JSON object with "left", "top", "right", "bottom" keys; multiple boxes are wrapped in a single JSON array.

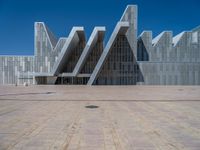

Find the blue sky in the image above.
[{"left": 0, "top": 0, "right": 199, "bottom": 55}]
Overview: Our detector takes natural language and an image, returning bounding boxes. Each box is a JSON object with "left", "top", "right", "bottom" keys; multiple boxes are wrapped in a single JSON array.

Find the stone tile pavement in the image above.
[{"left": 0, "top": 85, "right": 200, "bottom": 150}]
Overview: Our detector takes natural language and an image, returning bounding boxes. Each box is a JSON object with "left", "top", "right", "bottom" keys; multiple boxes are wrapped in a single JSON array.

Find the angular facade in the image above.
[{"left": 0, "top": 5, "right": 200, "bottom": 85}]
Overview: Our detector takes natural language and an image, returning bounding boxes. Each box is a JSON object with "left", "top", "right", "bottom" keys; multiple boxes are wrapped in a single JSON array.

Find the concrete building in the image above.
[{"left": 0, "top": 5, "right": 200, "bottom": 85}]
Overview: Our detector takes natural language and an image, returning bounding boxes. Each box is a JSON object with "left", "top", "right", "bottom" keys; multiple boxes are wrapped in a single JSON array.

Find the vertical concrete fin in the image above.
[
  {"left": 120, "top": 5, "right": 137, "bottom": 59},
  {"left": 137, "top": 31, "right": 152, "bottom": 61}
]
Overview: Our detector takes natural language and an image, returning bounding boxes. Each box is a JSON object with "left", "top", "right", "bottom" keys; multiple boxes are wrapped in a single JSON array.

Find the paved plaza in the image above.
[{"left": 0, "top": 85, "right": 200, "bottom": 150}]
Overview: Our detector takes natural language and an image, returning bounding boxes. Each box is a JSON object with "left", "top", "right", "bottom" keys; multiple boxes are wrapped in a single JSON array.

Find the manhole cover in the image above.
[{"left": 85, "top": 105, "right": 99, "bottom": 109}]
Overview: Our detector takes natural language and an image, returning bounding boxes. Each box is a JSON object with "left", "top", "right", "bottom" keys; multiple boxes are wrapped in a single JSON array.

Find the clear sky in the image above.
[{"left": 0, "top": 0, "right": 199, "bottom": 55}]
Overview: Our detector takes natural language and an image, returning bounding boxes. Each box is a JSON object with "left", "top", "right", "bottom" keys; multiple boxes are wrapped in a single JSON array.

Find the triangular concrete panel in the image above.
[
  {"left": 87, "top": 5, "right": 138, "bottom": 85},
  {"left": 87, "top": 22, "right": 129, "bottom": 85},
  {"left": 52, "top": 27, "right": 85, "bottom": 75},
  {"left": 72, "top": 27, "right": 105, "bottom": 76}
]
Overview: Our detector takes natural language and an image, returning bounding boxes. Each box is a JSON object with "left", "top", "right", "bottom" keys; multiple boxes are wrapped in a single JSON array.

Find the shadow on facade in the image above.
[
  {"left": 135, "top": 62, "right": 144, "bottom": 83},
  {"left": 137, "top": 38, "right": 149, "bottom": 61}
]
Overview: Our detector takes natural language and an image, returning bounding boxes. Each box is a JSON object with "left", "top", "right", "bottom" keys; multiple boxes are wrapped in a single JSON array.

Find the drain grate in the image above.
[{"left": 85, "top": 105, "right": 99, "bottom": 109}]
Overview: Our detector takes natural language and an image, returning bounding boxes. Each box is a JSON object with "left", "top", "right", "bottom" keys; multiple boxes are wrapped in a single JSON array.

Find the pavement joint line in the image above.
[
  {"left": 1, "top": 99, "right": 200, "bottom": 102},
  {"left": 146, "top": 101, "right": 200, "bottom": 139},
  {"left": 0, "top": 86, "right": 200, "bottom": 149},
  {"left": 104, "top": 102, "right": 124, "bottom": 150},
  {"left": 133, "top": 102, "right": 186, "bottom": 150},
  {"left": 120, "top": 102, "right": 184, "bottom": 150},
  {"left": 62, "top": 106, "right": 83, "bottom": 150}
]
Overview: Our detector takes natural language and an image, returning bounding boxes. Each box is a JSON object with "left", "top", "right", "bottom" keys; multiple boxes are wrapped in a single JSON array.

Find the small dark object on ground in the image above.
[
  {"left": 85, "top": 105, "right": 99, "bottom": 109},
  {"left": 46, "top": 92, "right": 55, "bottom": 94}
]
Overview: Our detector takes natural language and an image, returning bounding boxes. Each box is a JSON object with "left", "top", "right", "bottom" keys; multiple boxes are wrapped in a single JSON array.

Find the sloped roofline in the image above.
[
  {"left": 87, "top": 22, "right": 129, "bottom": 85},
  {"left": 52, "top": 27, "right": 85, "bottom": 76},
  {"left": 35, "top": 22, "right": 58, "bottom": 50},
  {"left": 72, "top": 27, "right": 106, "bottom": 76},
  {"left": 172, "top": 32, "right": 186, "bottom": 46}
]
